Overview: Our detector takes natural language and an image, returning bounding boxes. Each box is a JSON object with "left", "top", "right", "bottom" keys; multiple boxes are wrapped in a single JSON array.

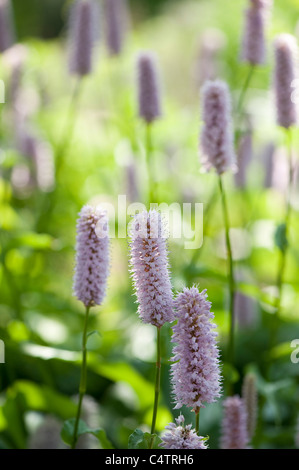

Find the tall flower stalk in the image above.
[
  {"left": 200, "top": 80, "right": 237, "bottom": 369},
  {"left": 137, "top": 52, "right": 162, "bottom": 203},
  {"left": 272, "top": 34, "right": 298, "bottom": 334},
  {"left": 129, "top": 210, "right": 174, "bottom": 448},
  {"left": 72, "top": 205, "right": 109, "bottom": 449}
]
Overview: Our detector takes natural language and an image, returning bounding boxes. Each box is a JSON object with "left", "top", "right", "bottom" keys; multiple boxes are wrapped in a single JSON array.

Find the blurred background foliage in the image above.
[{"left": 0, "top": 0, "right": 299, "bottom": 449}]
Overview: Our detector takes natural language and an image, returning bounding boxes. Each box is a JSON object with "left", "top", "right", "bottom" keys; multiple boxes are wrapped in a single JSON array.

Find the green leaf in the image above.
[
  {"left": 274, "top": 224, "right": 288, "bottom": 252},
  {"left": 61, "top": 418, "right": 114, "bottom": 449},
  {"left": 128, "top": 429, "right": 160, "bottom": 449},
  {"left": 86, "top": 330, "right": 101, "bottom": 339},
  {"left": 15, "top": 232, "right": 54, "bottom": 250}
]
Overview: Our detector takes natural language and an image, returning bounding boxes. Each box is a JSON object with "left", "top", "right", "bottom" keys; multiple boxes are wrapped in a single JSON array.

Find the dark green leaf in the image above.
[{"left": 61, "top": 418, "right": 114, "bottom": 449}]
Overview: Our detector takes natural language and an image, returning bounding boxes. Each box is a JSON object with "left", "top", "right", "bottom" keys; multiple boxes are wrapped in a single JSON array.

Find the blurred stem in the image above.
[
  {"left": 71, "top": 305, "right": 90, "bottom": 449},
  {"left": 55, "top": 77, "right": 83, "bottom": 179},
  {"left": 236, "top": 65, "right": 255, "bottom": 117},
  {"left": 146, "top": 122, "right": 154, "bottom": 205},
  {"left": 272, "top": 129, "right": 294, "bottom": 342},
  {"left": 149, "top": 326, "right": 161, "bottom": 449},
  {"left": 35, "top": 77, "right": 83, "bottom": 232},
  {"left": 186, "top": 185, "right": 218, "bottom": 273},
  {"left": 195, "top": 408, "right": 200, "bottom": 434},
  {"left": 218, "top": 175, "right": 235, "bottom": 370},
  {"left": 0, "top": 232, "right": 22, "bottom": 319}
]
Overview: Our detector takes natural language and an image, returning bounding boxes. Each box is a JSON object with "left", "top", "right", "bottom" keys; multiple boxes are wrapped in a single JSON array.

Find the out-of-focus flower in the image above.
[
  {"left": 68, "top": 0, "right": 99, "bottom": 76},
  {"left": 104, "top": 0, "right": 128, "bottom": 56},
  {"left": 137, "top": 52, "right": 162, "bottom": 123},
  {"left": 234, "top": 291, "right": 257, "bottom": 328},
  {"left": 220, "top": 395, "right": 250, "bottom": 449},
  {"left": 274, "top": 34, "right": 298, "bottom": 129},
  {"left": 28, "top": 416, "right": 67, "bottom": 449},
  {"left": 0, "top": 0, "right": 15, "bottom": 53},
  {"left": 241, "top": 0, "right": 270, "bottom": 65},
  {"left": 200, "top": 80, "right": 236, "bottom": 174}
]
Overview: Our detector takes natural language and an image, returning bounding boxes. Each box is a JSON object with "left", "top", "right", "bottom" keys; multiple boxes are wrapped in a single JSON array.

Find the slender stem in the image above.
[
  {"left": 55, "top": 77, "right": 83, "bottom": 179},
  {"left": 145, "top": 122, "right": 154, "bottom": 204},
  {"left": 218, "top": 175, "right": 235, "bottom": 368},
  {"left": 195, "top": 408, "right": 200, "bottom": 435},
  {"left": 236, "top": 65, "right": 255, "bottom": 117},
  {"left": 149, "top": 326, "right": 161, "bottom": 449},
  {"left": 272, "top": 129, "right": 294, "bottom": 342},
  {"left": 71, "top": 305, "right": 90, "bottom": 449},
  {"left": 35, "top": 78, "right": 83, "bottom": 232}
]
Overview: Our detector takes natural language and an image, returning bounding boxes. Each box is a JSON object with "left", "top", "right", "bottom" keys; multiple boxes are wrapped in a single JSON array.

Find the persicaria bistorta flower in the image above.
[
  {"left": 0, "top": 0, "right": 15, "bottom": 53},
  {"left": 274, "top": 34, "right": 298, "bottom": 129},
  {"left": 241, "top": 0, "right": 270, "bottom": 65},
  {"left": 170, "top": 286, "right": 221, "bottom": 411},
  {"left": 220, "top": 395, "right": 250, "bottom": 449},
  {"left": 137, "top": 52, "right": 162, "bottom": 123},
  {"left": 160, "top": 415, "right": 208, "bottom": 449},
  {"left": 104, "top": 0, "right": 126, "bottom": 56},
  {"left": 68, "top": 0, "right": 98, "bottom": 76},
  {"left": 129, "top": 209, "right": 174, "bottom": 327},
  {"left": 73, "top": 205, "right": 109, "bottom": 307},
  {"left": 200, "top": 80, "right": 236, "bottom": 174}
]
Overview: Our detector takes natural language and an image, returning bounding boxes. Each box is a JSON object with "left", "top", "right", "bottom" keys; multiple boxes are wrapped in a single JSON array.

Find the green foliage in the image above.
[
  {"left": 61, "top": 418, "right": 114, "bottom": 449},
  {"left": 128, "top": 429, "right": 160, "bottom": 449}
]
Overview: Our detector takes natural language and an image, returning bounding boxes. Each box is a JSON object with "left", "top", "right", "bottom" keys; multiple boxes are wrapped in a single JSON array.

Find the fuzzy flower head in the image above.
[
  {"left": 104, "top": 0, "right": 126, "bottom": 56},
  {"left": 200, "top": 80, "right": 236, "bottom": 174},
  {"left": 0, "top": 0, "right": 15, "bottom": 53},
  {"left": 160, "top": 415, "right": 208, "bottom": 450},
  {"left": 137, "top": 52, "right": 162, "bottom": 123},
  {"left": 220, "top": 395, "right": 250, "bottom": 449},
  {"left": 274, "top": 34, "right": 298, "bottom": 129},
  {"left": 68, "top": 0, "right": 99, "bottom": 77},
  {"left": 171, "top": 286, "right": 222, "bottom": 411},
  {"left": 73, "top": 205, "right": 109, "bottom": 308},
  {"left": 241, "top": 0, "right": 270, "bottom": 65},
  {"left": 129, "top": 209, "right": 174, "bottom": 327}
]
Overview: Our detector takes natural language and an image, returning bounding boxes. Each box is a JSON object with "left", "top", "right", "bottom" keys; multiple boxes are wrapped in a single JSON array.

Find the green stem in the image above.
[
  {"left": 218, "top": 175, "right": 235, "bottom": 369},
  {"left": 195, "top": 408, "right": 200, "bottom": 435},
  {"left": 272, "top": 129, "right": 294, "bottom": 342},
  {"left": 35, "top": 77, "right": 83, "bottom": 232},
  {"left": 55, "top": 77, "right": 83, "bottom": 179},
  {"left": 236, "top": 65, "right": 255, "bottom": 117},
  {"left": 71, "top": 305, "right": 90, "bottom": 449},
  {"left": 149, "top": 326, "right": 161, "bottom": 449},
  {"left": 145, "top": 123, "right": 154, "bottom": 205}
]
